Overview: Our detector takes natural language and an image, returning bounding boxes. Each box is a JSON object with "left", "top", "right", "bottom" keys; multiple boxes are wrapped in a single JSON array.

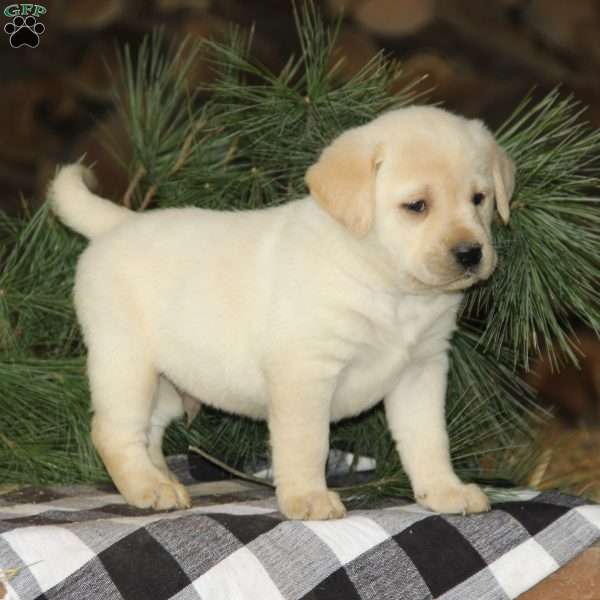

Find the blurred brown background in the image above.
[
  {"left": 1, "top": 0, "right": 599, "bottom": 492},
  {"left": 3, "top": 0, "right": 600, "bottom": 216}
]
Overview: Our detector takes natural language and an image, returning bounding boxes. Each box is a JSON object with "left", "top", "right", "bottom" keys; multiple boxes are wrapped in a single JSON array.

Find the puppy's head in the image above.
[{"left": 306, "top": 106, "right": 515, "bottom": 292}]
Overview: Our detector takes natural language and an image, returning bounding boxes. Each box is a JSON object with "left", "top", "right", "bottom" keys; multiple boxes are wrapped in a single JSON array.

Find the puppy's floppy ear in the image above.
[
  {"left": 492, "top": 145, "right": 515, "bottom": 224},
  {"left": 469, "top": 119, "right": 516, "bottom": 224},
  {"left": 305, "top": 127, "right": 382, "bottom": 237}
]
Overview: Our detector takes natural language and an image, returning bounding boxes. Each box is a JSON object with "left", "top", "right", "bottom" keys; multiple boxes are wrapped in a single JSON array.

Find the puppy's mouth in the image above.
[
  {"left": 411, "top": 270, "right": 482, "bottom": 292},
  {"left": 425, "top": 273, "right": 476, "bottom": 291}
]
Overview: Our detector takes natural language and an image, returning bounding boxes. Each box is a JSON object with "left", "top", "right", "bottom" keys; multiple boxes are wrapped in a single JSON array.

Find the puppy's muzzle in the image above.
[{"left": 452, "top": 242, "right": 482, "bottom": 270}]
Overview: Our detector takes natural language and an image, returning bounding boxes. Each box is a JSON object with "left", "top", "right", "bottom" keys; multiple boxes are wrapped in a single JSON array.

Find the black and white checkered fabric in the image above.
[{"left": 1, "top": 488, "right": 599, "bottom": 600}]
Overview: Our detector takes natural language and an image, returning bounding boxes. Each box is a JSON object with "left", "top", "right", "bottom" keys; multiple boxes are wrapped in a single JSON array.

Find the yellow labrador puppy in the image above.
[{"left": 50, "top": 106, "right": 514, "bottom": 519}]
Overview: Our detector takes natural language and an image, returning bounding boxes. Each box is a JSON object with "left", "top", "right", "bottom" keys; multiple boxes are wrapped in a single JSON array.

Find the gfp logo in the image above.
[{"left": 3, "top": 4, "right": 46, "bottom": 48}]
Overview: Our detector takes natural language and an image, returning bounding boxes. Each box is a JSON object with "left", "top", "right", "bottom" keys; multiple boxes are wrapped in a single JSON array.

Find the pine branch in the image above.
[
  {"left": 0, "top": 357, "right": 105, "bottom": 484},
  {"left": 464, "top": 89, "right": 600, "bottom": 369},
  {"left": 0, "top": 205, "right": 83, "bottom": 358}
]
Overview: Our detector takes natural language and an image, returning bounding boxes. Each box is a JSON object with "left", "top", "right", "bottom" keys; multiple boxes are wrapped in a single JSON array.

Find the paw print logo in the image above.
[{"left": 4, "top": 15, "right": 45, "bottom": 48}]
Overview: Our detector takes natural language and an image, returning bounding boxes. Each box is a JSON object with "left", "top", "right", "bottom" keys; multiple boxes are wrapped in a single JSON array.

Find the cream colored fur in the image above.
[{"left": 49, "top": 106, "right": 515, "bottom": 519}]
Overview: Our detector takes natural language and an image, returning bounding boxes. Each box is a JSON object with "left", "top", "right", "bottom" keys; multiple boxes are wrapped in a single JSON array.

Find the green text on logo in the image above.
[{"left": 4, "top": 4, "right": 46, "bottom": 18}]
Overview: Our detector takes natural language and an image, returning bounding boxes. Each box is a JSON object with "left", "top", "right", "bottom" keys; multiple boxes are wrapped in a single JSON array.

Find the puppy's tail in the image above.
[{"left": 49, "top": 164, "right": 134, "bottom": 240}]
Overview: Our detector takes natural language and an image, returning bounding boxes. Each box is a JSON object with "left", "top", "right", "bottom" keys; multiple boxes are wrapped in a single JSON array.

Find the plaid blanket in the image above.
[{"left": 1, "top": 475, "right": 599, "bottom": 600}]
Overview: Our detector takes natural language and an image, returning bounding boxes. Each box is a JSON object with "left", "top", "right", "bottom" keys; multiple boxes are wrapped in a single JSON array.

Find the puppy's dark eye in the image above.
[
  {"left": 472, "top": 192, "right": 485, "bottom": 206},
  {"left": 403, "top": 199, "right": 427, "bottom": 213}
]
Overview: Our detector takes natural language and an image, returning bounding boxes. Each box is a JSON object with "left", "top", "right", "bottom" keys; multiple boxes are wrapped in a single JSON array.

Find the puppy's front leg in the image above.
[
  {"left": 268, "top": 369, "right": 346, "bottom": 520},
  {"left": 385, "top": 354, "right": 489, "bottom": 514}
]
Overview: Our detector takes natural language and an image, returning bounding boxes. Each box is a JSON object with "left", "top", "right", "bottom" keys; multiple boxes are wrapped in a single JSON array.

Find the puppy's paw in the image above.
[
  {"left": 126, "top": 479, "right": 192, "bottom": 511},
  {"left": 278, "top": 489, "right": 346, "bottom": 520},
  {"left": 416, "top": 481, "right": 489, "bottom": 515}
]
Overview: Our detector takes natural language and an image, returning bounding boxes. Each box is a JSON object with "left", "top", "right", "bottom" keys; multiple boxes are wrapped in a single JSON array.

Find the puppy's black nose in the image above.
[{"left": 452, "top": 242, "right": 482, "bottom": 269}]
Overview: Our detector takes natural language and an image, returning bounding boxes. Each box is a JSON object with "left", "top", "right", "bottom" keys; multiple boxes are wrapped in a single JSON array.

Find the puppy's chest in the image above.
[
  {"left": 331, "top": 294, "right": 456, "bottom": 419},
  {"left": 366, "top": 292, "right": 453, "bottom": 355}
]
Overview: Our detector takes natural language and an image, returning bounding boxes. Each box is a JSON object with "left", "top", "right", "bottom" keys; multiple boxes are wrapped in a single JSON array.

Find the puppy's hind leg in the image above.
[
  {"left": 148, "top": 377, "right": 188, "bottom": 482},
  {"left": 88, "top": 337, "right": 191, "bottom": 511}
]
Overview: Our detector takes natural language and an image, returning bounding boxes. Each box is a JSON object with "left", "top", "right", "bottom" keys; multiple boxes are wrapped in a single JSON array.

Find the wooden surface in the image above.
[{"left": 521, "top": 541, "right": 600, "bottom": 599}]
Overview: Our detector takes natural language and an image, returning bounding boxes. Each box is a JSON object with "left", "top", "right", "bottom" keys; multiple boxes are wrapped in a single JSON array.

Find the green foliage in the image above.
[
  {"left": 118, "top": 8, "right": 416, "bottom": 212},
  {"left": 1, "top": 4, "right": 598, "bottom": 498},
  {"left": 0, "top": 207, "right": 96, "bottom": 484},
  {"left": 0, "top": 357, "right": 105, "bottom": 484},
  {"left": 464, "top": 90, "right": 600, "bottom": 369},
  {"left": 1, "top": 205, "right": 83, "bottom": 359}
]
